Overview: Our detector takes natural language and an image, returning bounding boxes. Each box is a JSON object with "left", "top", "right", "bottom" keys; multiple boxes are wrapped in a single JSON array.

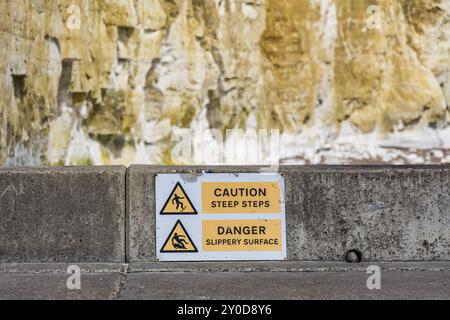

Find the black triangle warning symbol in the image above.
[
  {"left": 160, "top": 182, "right": 198, "bottom": 215},
  {"left": 160, "top": 220, "right": 198, "bottom": 253}
]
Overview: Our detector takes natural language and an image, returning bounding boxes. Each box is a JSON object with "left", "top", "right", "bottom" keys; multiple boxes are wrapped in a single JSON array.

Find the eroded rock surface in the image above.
[{"left": 1, "top": 0, "right": 449, "bottom": 165}]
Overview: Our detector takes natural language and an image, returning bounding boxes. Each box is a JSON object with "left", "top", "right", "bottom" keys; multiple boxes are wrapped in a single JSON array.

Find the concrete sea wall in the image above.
[{"left": 0, "top": 165, "right": 449, "bottom": 263}]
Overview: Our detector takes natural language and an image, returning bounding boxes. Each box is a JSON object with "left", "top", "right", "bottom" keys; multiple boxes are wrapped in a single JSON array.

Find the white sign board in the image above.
[{"left": 156, "top": 173, "right": 286, "bottom": 261}]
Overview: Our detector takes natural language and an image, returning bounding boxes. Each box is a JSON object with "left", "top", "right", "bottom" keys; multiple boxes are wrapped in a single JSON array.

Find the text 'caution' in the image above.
[{"left": 202, "top": 182, "right": 281, "bottom": 214}]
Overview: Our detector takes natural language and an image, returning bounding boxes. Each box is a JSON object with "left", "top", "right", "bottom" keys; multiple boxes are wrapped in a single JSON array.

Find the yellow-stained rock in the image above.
[{"left": 0, "top": 0, "right": 449, "bottom": 165}]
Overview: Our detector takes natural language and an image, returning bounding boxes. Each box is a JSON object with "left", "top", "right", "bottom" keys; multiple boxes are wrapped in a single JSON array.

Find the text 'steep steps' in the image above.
[{"left": 155, "top": 173, "right": 287, "bottom": 261}]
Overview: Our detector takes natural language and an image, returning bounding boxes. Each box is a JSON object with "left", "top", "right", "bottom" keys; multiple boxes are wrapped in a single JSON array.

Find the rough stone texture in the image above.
[
  {"left": 1, "top": 1, "right": 450, "bottom": 166},
  {"left": 120, "top": 270, "right": 450, "bottom": 300},
  {"left": 0, "top": 167, "right": 126, "bottom": 263},
  {"left": 127, "top": 261, "right": 450, "bottom": 273},
  {"left": 0, "top": 273, "right": 124, "bottom": 300},
  {"left": 0, "top": 263, "right": 126, "bottom": 274},
  {"left": 283, "top": 166, "right": 450, "bottom": 261},
  {"left": 127, "top": 165, "right": 450, "bottom": 262},
  {"left": 1, "top": 262, "right": 449, "bottom": 300},
  {"left": 126, "top": 165, "right": 156, "bottom": 262}
]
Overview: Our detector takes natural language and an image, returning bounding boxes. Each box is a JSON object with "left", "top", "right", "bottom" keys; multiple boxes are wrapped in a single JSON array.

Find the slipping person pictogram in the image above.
[
  {"left": 171, "top": 232, "right": 188, "bottom": 249},
  {"left": 160, "top": 220, "right": 198, "bottom": 253}
]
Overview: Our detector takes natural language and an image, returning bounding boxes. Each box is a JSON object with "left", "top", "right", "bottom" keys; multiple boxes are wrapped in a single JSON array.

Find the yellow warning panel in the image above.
[
  {"left": 202, "top": 220, "right": 282, "bottom": 252},
  {"left": 202, "top": 182, "right": 281, "bottom": 214},
  {"left": 160, "top": 220, "right": 198, "bottom": 253},
  {"left": 160, "top": 182, "right": 197, "bottom": 215}
]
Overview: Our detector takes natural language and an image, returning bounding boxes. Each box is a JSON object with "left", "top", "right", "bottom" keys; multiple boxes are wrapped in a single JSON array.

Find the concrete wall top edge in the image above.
[
  {"left": 1, "top": 165, "right": 449, "bottom": 173},
  {"left": 128, "top": 164, "right": 450, "bottom": 173},
  {"left": 0, "top": 166, "right": 127, "bottom": 173}
]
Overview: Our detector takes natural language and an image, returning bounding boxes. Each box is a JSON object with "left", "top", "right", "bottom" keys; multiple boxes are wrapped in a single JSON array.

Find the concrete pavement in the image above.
[
  {"left": 120, "top": 271, "right": 449, "bottom": 300},
  {"left": 0, "top": 262, "right": 448, "bottom": 300}
]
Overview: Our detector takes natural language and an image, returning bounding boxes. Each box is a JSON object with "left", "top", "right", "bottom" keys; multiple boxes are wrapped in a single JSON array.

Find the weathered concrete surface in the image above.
[
  {"left": 0, "top": 263, "right": 126, "bottom": 300},
  {"left": 127, "top": 261, "right": 450, "bottom": 273},
  {"left": 0, "top": 262, "right": 448, "bottom": 300},
  {"left": 120, "top": 270, "right": 450, "bottom": 300},
  {"left": 0, "top": 273, "right": 124, "bottom": 300},
  {"left": 0, "top": 263, "right": 127, "bottom": 274},
  {"left": 0, "top": 167, "right": 126, "bottom": 263},
  {"left": 127, "top": 165, "right": 450, "bottom": 262},
  {"left": 1, "top": 165, "right": 448, "bottom": 263},
  {"left": 283, "top": 166, "right": 450, "bottom": 261}
]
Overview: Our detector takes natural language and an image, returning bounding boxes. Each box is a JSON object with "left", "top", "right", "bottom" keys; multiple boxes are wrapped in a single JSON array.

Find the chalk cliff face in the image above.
[{"left": 1, "top": 0, "right": 449, "bottom": 165}]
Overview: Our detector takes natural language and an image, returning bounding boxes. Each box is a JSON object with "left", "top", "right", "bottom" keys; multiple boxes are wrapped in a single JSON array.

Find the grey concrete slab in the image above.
[
  {"left": 126, "top": 165, "right": 450, "bottom": 262},
  {"left": 0, "top": 263, "right": 127, "bottom": 300},
  {"left": 0, "top": 273, "right": 124, "bottom": 300},
  {"left": 0, "top": 262, "right": 448, "bottom": 300},
  {"left": 119, "top": 270, "right": 450, "bottom": 300},
  {"left": 0, "top": 167, "right": 126, "bottom": 263},
  {"left": 282, "top": 166, "right": 450, "bottom": 261}
]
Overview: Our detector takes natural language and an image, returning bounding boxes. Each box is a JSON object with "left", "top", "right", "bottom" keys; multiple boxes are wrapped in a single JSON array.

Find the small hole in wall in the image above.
[{"left": 345, "top": 249, "right": 362, "bottom": 263}]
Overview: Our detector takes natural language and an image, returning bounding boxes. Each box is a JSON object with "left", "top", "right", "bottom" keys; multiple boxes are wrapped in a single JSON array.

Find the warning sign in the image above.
[
  {"left": 160, "top": 220, "right": 198, "bottom": 253},
  {"left": 160, "top": 182, "right": 198, "bottom": 215},
  {"left": 156, "top": 173, "right": 286, "bottom": 261}
]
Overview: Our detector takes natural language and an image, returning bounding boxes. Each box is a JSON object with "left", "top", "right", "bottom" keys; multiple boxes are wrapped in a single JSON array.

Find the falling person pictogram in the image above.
[
  {"left": 160, "top": 182, "right": 198, "bottom": 215},
  {"left": 160, "top": 220, "right": 198, "bottom": 253},
  {"left": 172, "top": 193, "right": 186, "bottom": 212}
]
